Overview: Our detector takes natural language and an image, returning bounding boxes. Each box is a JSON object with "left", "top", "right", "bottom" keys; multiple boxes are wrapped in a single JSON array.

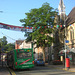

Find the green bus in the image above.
[{"left": 7, "top": 48, "right": 34, "bottom": 70}]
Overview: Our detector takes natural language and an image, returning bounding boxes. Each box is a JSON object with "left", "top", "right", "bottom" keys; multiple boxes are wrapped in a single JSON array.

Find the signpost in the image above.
[
  {"left": 65, "top": 40, "right": 69, "bottom": 69},
  {"left": 65, "top": 40, "right": 69, "bottom": 43}
]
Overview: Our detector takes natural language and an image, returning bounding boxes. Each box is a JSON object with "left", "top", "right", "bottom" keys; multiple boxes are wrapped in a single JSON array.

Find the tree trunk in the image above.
[{"left": 42, "top": 47, "right": 45, "bottom": 62}]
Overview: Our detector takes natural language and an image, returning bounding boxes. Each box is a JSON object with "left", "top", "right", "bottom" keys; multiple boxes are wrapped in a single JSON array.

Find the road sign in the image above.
[{"left": 65, "top": 40, "right": 69, "bottom": 43}]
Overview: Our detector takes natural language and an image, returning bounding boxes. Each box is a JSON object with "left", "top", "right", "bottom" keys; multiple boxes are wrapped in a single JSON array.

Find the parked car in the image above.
[{"left": 34, "top": 59, "right": 45, "bottom": 66}]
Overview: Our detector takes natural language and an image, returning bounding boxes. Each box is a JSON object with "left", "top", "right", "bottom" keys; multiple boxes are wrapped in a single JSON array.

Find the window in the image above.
[
  {"left": 70, "top": 27, "right": 74, "bottom": 48},
  {"left": 17, "top": 52, "right": 32, "bottom": 59},
  {"left": 70, "top": 28, "right": 74, "bottom": 40}
]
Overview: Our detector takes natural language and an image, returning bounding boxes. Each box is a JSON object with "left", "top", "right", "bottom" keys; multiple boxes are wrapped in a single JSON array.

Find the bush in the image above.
[{"left": 52, "top": 60, "right": 63, "bottom": 65}]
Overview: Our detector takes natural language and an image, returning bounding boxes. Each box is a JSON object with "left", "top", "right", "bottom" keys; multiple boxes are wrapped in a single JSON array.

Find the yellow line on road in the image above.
[
  {"left": 9, "top": 68, "right": 16, "bottom": 75},
  {"left": 5, "top": 62, "right": 16, "bottom": 75}
]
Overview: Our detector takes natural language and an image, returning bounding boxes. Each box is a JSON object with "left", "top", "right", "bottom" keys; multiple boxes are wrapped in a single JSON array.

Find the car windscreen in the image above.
[{"left": 17, "top": 51, "right": 32, "bottom": 59}]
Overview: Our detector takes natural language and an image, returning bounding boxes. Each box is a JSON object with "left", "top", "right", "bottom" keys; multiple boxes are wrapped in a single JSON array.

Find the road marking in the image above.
[
  {"left": 5, "top": 62, "right": 16, "bottom": 75},
  {"left": 9, "top": 68, "right": 16, "bottom": 75}
]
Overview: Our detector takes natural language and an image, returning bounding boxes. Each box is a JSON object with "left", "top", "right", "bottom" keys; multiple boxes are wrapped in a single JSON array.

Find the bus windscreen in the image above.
[{"left": 17, "top": 51, "right": 32, "bottom": 58}]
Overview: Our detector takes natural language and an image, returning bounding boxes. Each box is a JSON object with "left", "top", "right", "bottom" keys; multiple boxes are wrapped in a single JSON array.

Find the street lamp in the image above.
[
  {"left": 64, "top": 14, "right": 66, "bottom": 68},
  {"left": 64, "top": 15, "right": 69, "bottom": 69}
]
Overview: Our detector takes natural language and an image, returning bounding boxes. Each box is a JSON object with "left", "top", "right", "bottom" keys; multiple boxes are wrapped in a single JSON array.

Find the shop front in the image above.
[{"left": 59, "top": 48, "right": 75, "bottom": 65}]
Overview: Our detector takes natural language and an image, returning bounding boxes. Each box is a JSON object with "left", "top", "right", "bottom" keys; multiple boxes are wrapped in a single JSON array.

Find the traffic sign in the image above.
[{"left": 65, "top": 40, "right": 69, "bottom": 43}]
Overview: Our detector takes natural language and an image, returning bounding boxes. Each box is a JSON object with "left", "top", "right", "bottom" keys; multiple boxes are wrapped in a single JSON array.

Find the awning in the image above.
[
  {"left": 59, "top": 49, "right": 70, "bottom": 53},
  {"left": 59, "top": 48, "right": 75, "bottom": 54},
  {"left": 69, "top": 48, "right": 75, "bottom": 53}
]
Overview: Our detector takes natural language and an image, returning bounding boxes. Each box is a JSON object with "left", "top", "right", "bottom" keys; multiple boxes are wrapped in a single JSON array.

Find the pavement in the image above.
[
  {"left": 45, "top": 63, "right": 75, "bottom": 72},
  {"left": 0, "top": 66, "right": 10, "bottom": 75},
  {"left": 0, "top": 61, "right": 10, "bottom": 75}
]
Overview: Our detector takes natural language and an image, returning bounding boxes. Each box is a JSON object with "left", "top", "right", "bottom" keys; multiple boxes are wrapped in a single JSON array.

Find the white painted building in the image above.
[
  {"left": 19, "top": 40, "right": 31, "bottom": 49},
  {"left": 19, "top": 40, "right": 39, "bottom": 59}
]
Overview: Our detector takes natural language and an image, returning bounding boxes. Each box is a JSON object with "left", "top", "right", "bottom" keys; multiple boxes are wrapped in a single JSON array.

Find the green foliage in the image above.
[
  {"left": 5, "top": 43, "right": 15, "bottom": 52},
  {"left": 0, "top": 36, "right": 7, "bottom": 46},
  {"left": 0, "top": 36, "right": 15, "bottom": 52},
  {"left": 20, "top": 2, "right": 58, "bottom": 48}
]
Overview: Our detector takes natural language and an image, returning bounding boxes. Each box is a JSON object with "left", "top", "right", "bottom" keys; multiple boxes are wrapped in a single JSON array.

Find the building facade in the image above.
[
  {"left": 15, "top": 40, "right": 24, "bottom": 49},
  {"left": 15, "top": 40, "right": 44, "bottom": 59},
  {"left": 53, "top": 0, "right": 75, "bottom": 65},
  {"left": 58, "top": 6, "right": 75, "bottom": 65}
]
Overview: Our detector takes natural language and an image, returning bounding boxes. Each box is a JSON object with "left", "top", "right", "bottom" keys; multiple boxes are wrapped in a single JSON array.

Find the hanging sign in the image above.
[{"left": 0, "top": 23, "right": 32, "bottom": 32}]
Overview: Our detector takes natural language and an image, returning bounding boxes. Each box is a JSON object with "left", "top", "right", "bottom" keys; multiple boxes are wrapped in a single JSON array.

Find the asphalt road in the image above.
[
  {"left": 0, "top": 61, "right": 75, "bottom": 75},
  {"left": 13, "top": 66, "right": 75, "bottom": 75}
]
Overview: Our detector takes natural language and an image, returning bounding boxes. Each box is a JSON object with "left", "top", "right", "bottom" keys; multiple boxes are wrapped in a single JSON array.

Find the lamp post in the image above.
[
  {"left": 64, "top": 15, "right": 68, "bottom": 69},
  {"left": 63, "top": 12, "right": 67, "bottom": 68},
  {"left": 64, "top": 25, "right": 66, "bottom": 69}
]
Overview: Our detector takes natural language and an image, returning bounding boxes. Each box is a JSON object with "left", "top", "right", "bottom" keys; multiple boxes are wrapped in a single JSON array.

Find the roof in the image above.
[
  {"left": 59, "top": 0, "right": 65, "bottom": 8},
  {"left": 16, "top": 40, "right": 24, "bottom": 44},
  {"left": 66, "top": 7, "right": 75, "bottom": 25},
  {"left": 16, "top": 40, "right": 24, "bottom": 42}
]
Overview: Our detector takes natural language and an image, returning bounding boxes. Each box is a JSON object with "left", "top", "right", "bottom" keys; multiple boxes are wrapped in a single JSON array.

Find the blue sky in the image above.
[{"left": 0, "top": 0, "right": 75, "bottom": 43}]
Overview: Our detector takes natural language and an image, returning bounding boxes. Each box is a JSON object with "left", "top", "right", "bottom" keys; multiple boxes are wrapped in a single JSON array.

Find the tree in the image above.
[
  {"left": 20, "top": 2, "right": 58, "bottom": 61},
  {"left": 0, "top": 36, "right": 15, "bottom": 52},
  {"left": 5, "top": 43, "right": 15, "bottom": 52},
  {"left": 0, "top": 36, "right": 7, "bottom": 52}
]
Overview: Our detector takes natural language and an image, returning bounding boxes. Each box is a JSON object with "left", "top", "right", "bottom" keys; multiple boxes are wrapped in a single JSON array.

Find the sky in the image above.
[{"left": 0, "top": 0, "right": 75, "bottom": 43}]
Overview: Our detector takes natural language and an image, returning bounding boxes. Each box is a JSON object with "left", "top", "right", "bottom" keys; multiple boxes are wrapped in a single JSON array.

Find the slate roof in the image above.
[{"left": 66, "top": 7, "right": 75, "bottom": 25}]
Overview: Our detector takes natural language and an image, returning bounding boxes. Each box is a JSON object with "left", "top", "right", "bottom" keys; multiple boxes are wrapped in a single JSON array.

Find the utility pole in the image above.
[
  {"left": 64, "top": 14, "right": 66, "bottom": 69},
  {"left": 58, "top": 0, "right": 66, "bottom": 68}
]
